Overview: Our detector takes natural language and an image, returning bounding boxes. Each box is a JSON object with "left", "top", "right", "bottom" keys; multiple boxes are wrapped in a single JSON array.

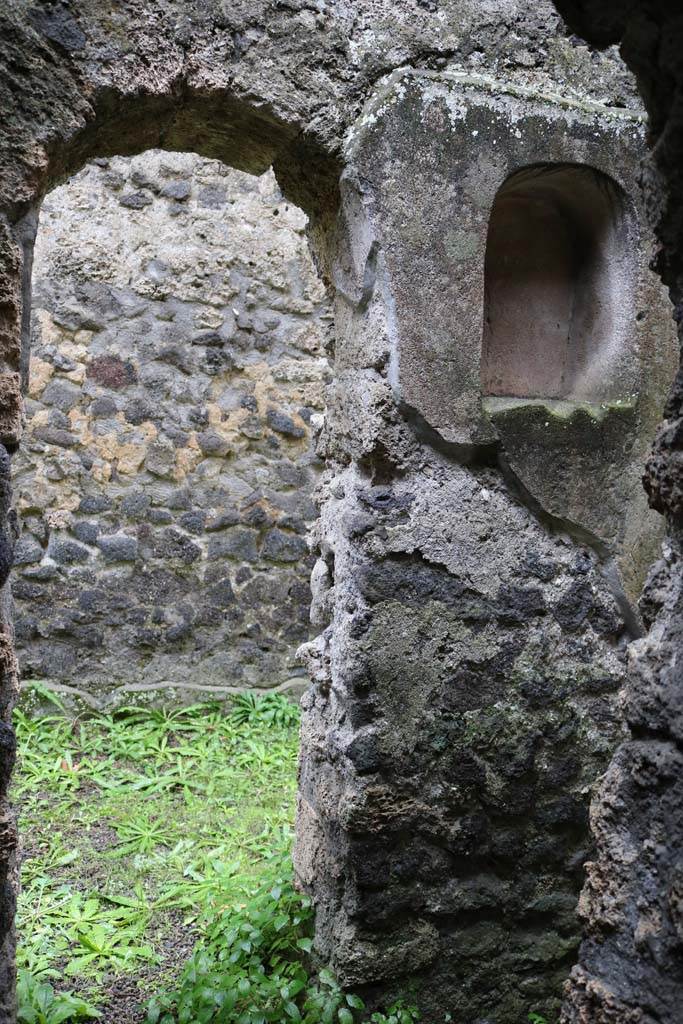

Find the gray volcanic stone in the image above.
[
  {"left": 198, "top": 185, "right": 227, "bottom": 208},
  {"left": 79, "top": 495, "right": 112, "bottom": 513},
  {"left": 49, "top": 539, "right": 90, "bottom": 564},
  {"left": 41, "top": 379, "right": 81, "bottom": 411},
  {"left": 97, "top": 534, "right": 139, "bottom": 562},
  {"left": 196, "top": 430, "right": 230, "bottom": 456},
  {"left": 151, "top": 528, "right": 201, "bottom": 564},
  {"left": 178, "top": 512, "right": 205, "bottom": 535},
  {"left": 159, "top": 179, "right": 191, "bottom": 201},
  {"left": 13, "top": 536, "right": 42, "bottom": 565},
  {"left": 72, "top": 521, "right": 99, "bottom": 545},
  {"left": 145, "top": 443, "right": 175, "bottom": 477},
  {"left": 207, "top": 529, "right": 258, "bottom": 563},
  {"left": 266, "top": 408, "right": 306, "bottom": 438},
  {"left": 262, "top": 528, "right": 308, "bottom": 562},
  {"left": 205, "top": 508, "right": 240, "bottom": 531},
  {"left": 119, "top": 191, "right": 153, "bottom": 209},
  {"left": 121, "top": 492, "right": 151, "bottom": 518},
  {"left": 28, "top": 5, "right": 87, "bottom": 53},
  {"left": 32, "top": 426, "right": 77, "bottom": 448},
  {"left": 91, "top": 396, "right": 117, "bottom": 417},
  {"left": 123, "top": 398, "right": 155, "bottom": 424}
]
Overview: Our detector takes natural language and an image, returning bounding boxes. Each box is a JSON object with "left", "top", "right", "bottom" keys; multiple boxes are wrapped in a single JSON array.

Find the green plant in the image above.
[
  {"left": 21, "top": 680, "right": 69, "bottom": 714},
  {"left": 110, "top": 811, "right": 177, "bottom": 856},
  {"left": 15, "top": 696, "right": 301, "bottom": 1013},
  {"left": 145, "top": 854, "right": 334, "bottom": 1024},
  {"left": 64, "top": 922, "right": 157, "bottom": 978},
  {"left": 145, "top": 853, "right": 421, "bottom": 1024},
  {"left": 366, "top": 1004, "right": 420, "bottom": 1023},
  {"left": 528, "top": 1015, "right": 549, "bottom": 1024},
  {"left": 230, "top": 692, "right": 301, "bottom": 729},
  {"left": 17, "top": 970, "right": 101, "bottom": 1023}
]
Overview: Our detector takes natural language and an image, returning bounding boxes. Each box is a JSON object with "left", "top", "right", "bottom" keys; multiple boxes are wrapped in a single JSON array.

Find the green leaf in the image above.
[
  {"left": 345, "top": 994, "right": 364, "bottom": 1010},
  {"left": 146, "top": 1000, "right": 161, "bottom": 1024}
]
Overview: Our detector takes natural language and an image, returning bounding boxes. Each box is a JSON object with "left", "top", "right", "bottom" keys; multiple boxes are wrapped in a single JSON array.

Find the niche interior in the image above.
[{"left": 481, "top": 163, "right": 634, "bottom": 404}]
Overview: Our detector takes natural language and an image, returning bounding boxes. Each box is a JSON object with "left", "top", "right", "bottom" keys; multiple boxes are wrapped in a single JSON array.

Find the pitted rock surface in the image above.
[{"left": 548, "top": 2, "right": 683, "bottom": 1021}]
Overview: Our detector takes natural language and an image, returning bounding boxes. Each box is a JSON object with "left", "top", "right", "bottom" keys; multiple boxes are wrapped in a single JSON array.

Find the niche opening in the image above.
[{"left": 481, "top": 163, "right": 633, "bottom": 404}]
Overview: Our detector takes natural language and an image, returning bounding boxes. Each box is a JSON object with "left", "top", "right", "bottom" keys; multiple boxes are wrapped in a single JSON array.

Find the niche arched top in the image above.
[{"left": 481, "top": 163, "right": 636, "bottom": 404}]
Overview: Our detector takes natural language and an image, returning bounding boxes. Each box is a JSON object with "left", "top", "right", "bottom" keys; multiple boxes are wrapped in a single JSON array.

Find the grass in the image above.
[{"left": 15, "top": 691, "right": 302, "bottom": 1022}]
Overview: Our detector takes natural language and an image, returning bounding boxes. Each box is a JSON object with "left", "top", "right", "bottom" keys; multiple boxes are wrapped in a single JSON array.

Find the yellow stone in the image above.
[{"left": 27, "top": 358, "right": 54, "bottom": 399}]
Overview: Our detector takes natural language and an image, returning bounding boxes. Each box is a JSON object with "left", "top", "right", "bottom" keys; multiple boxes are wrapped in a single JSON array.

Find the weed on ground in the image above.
[{"left": 15, "top": 693, "right": 300, "bottom": 1023}]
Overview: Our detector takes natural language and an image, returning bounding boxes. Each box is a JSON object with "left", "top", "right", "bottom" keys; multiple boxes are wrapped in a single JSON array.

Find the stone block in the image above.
[
  {"left": 41, "top": 378, "right": 81, "bottom": 412},
  {"left": 49, "top": 538, "right": 90, "bottom": 565},
  {"left": 97, "top": 533, "right": 139, "bottom": 563},
  {"left": 13, "top": 536, "right": 42, "bottom": 565},
  {"left": 262, "top": 527, "right": 309, "bottom": 563},
  {"left": 119, "top": 191, "right": 153, "bottom": 209},
  {"left": 266, "top": 408, "right": 306, "bottom": 438},
  {"left": 150, "top": 528, "right": 201, "bottom": 564},
  {"left": 207, "top": 528, "right": 258, "bottom": 563}
]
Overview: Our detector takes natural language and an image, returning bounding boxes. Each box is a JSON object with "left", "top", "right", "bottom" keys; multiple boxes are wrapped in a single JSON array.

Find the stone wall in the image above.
[
  {"left": 294, "top": 73, "right": 677, "bottom": 1023},
  {"left": 12, "top": 151, "right": 331, "bottom": 706},
  {"left": 548, "top": 3, "right": 683, "bottom": 1021}
]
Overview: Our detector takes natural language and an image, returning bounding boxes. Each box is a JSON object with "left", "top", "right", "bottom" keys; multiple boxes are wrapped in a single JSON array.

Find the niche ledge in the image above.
[
  {"left": 483, "top": 395, "right": 637, "bottom": 423},
  {"left": 482, "top": 395, "right": 657, "bottom": 592}
]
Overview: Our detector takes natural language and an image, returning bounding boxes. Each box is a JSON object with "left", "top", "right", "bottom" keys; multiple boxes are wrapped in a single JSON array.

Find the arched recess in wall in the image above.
[
  {"left": 0, "top": 74, "right": 342, "bottom": 1022},
  {"left": 481, "top": 163, "right": 636, "bottom": 404},
  {"left": 14, "top": 150, "right": 332, "bottom": 704}
]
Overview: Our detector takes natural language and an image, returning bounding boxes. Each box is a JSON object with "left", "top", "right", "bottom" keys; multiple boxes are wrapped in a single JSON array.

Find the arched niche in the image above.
[{"left": 481, "top": 163, "right": 635, "bottom": 404}]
